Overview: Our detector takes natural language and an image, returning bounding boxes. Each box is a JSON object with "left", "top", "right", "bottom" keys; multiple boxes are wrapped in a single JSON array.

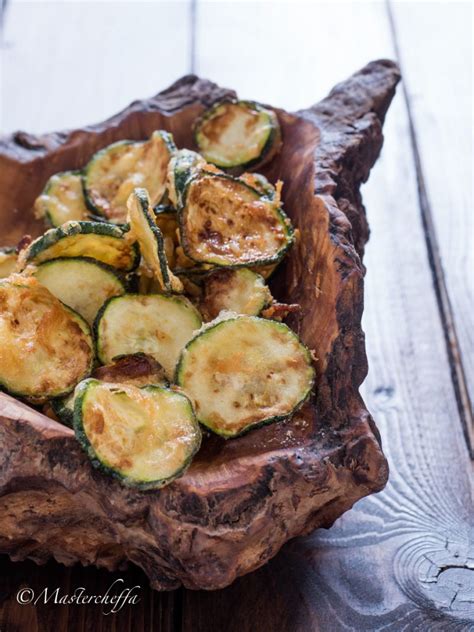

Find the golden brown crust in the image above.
[
  {"left": 92, "top": 353, "right": 167, "bottom": 387},
  {"left": 182, "top": 175, "right": 291, "bottom": 265},
  {"left": 0, "top": 276, "right": 93, "bottom": 401}
]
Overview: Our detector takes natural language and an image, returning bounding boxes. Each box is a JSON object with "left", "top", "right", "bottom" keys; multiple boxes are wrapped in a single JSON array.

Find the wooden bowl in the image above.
[{"left": 0, "top": 60, "right": 400, "bottom": 590}]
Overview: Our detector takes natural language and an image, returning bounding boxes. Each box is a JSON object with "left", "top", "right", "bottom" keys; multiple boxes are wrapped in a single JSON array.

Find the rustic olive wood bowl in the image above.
[{"left": 0, "top": 60, "right": 400, "bottom": 590}]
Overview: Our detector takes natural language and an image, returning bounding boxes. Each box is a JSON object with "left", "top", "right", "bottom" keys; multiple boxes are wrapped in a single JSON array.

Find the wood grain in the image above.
[{"left": 388, "top": 0, "right": 474, "bottom": 453}]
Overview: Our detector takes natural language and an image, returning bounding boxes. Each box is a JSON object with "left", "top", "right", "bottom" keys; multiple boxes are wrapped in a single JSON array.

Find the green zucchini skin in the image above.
[
  {"left": 20, "top": 221, "right": 139, "bottom": 272},
  {"left": 128, "top": 188, "right": 182, "bottom": 293},
  {"left": 34, "top": 170, "right": 90, "bottom": 228},
  {"left": 168, "top": 149, "right": 206, "bottom": 207},
  {"left": 178, "top": 172, "right": 294, "bottom": 268},
  {"left": 51, "top": 392, "right": 75, "bottom": 427},
  {"left": 93, "top": 292, "right": 202, "bottom": 378},
  {"left": 0, "top": 279, "right": 94, "bottom": 402},
  {"left": 153, "top": 204, "right": 177, "bottom": 216},
  {"left": 175, "top": 315, "right": 315, "bottom": 439},
  {"left": 194, "top": 99, "right": 281, "bottom": 173},
  {"left": 73, "top": 379, "right": 201, "bottom": 489},
  {"left": 33, "top": 257, "right": 127, "bottom": 326},
  {"left": 52, "top": 352, "right": 168, "bottom": 427},
  {"left": 239, "top": 173, "right": 276, "bottom": 200},
  {"left": 83, "top": 132, "right": 177, "bottom": 223},
  {"left": 199, "top": 268, "right": 272, "bottom": 321},
  {"left": 82, "top": 140, "right": 136, "bottom": 219}
]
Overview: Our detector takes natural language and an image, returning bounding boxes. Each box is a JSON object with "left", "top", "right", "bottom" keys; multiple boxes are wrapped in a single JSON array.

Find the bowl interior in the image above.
[{"left": 0, "top": 103, "right": 341, "bottom": 467}]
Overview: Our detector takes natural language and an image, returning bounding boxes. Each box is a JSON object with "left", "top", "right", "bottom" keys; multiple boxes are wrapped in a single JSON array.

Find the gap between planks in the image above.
[{"left": 386, "top": 0, "right": 474, "bottom": 458}]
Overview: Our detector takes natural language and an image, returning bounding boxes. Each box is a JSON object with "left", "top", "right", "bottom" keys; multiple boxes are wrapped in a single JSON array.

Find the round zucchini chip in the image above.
[
  {"left": 176, "top": 315, "right": 315, "bottom": 438},
  {"left": 18, "top": 221, "right": 139, "bottom": 272},
  {"left": 200, "top": 268, "right": 272, "bottom": 321},
  {"left": 179, "top": 172, "right": 294, "bottom": 267},
  {"left": 73, "top": 380, "right": 201, "bottom": 489},
  {"left": 194, "top": 100, "right": 281, "bottom": 171},
  {"left": 95, "top": 293, "right": 202, "bottom": 378},
  {"left": 34, "top": 171, "right": 89, "bottom": 228},
  {"left": 0, "top": 247, "right": 17, "bottom": 279},
  {"left": 83, "top": 131, "right": 176, "bottom": 223},
  {"left": 127, "top": 188, "right": 183, "bottom": 293},
  {"left": 53, "top": 352, "right": 168, "bottom": 427},
  {"left": 0, "top": 276, "right": 93, "bottom": 401},
  {"left": 33, "top": 257, "right": 126, "bottom": 325}
]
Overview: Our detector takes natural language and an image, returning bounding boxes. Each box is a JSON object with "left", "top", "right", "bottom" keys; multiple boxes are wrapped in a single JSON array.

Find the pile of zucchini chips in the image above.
[{"left": 0, "top": 100, "right": 315, "bottom": 489}]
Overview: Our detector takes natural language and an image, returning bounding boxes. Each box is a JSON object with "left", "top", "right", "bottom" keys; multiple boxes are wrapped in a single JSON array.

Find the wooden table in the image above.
[{"left": 0, "top": 1, "right": 472, "bottom": 630}]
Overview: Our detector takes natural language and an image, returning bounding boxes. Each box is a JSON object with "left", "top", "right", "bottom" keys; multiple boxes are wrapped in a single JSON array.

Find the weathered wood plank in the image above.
[
  {"left": 183, "top": 2, "right": 474, "bottom": 629},
  {"left": 388, "top": 0, "right": 473, "bottom": 453}
]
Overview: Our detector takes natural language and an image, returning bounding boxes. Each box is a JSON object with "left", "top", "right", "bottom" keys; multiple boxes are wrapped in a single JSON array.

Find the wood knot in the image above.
[{"left": 394, "top": 535, "right": 474, "bottom": 619}]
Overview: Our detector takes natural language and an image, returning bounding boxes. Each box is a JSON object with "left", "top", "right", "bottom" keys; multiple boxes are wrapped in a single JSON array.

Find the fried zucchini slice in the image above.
[
  {"left": 52, "top": 352, "right": 167, "bottom": 427},
  {"left": 200, "top": 268, "right": 272, "bottom": 321},
  {"left": 51, "top": 390, "right": 76, "bottom": 427},
  {"left": 73, "top": 380, "right": 201, "bottom": 489},
  {"left": 33, "top": 257, "right": 126, "bottom": 325},
  {"left": 0, "top": 276, "right": 93, "bottom": 401},
  {"left": 127, "top": 188, "right": 183, "bottom": 293},
  {"left": 18, "top": 221, "right": 139, "bottom": 271},
  {"left": 195, "top": 100, "right": 281, "bottom": 171},
  {"left": 239, "top": 172, "right": 276, "bottom": 199},
  {"left": 166, "top": 149, "right": 206, "bottom": 208},
  {"left": 179, "top": 172, "right": 294, "bottom": 267},
  {"left": 83, "top": 131, "right": 176, "bottom": 223},
  {"left": 176, "top": 315, "right": 315, "bottom": 438},
  {"left": 95, "top": 293, "right": 202, "bottom": 378},
  {"left": 34, "top": 171, "right": 89, "bottom": 227},
  {"left": 0, "top": 247, "right": 17, "bottom": 279}
]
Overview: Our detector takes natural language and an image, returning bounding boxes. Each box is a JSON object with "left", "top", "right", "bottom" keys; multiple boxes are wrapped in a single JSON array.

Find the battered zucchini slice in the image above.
[
  {"left": 127, "top": 188, "right": 183, "bottom": 293},
  {"left": 52, "top": 352, "right": 167, "bottom": 427},
  {"left": 34, "top": 171, "right": 89, "bottom": 227},
  {"left": 195, "top": 100, "right": 281, "bottom": 171},
  {"left": 95, "top": 293, "right": 202, "bottom": 378},
  {"left": 166, "top": 149, "right": 206, "bottom": 208},
  {"left": 179, "top": 172, "right": 294, "bottom": 267},
  {"left": 18, "top": 221, "right": 139, "bottom": 271},
  {"left": 34, "top": 257, "right": 126, "bottom": 325},
  {"left": 83, "top": 131, "right": 176, "bottom": 223},
  {"left": 73, "top": 380, "right": 201, "bottom": 489},
  {"left": 176, "top": 316, "right": 315, "bottom": 438},
  {"left": 153, "top": 205, "right": 179, "bottom": 268},
  {"left": 200, "top": 268, "right": 272, "bottom": 321},
  {"left": 239, "top": 173, "right": 276, "bottom": 199},
  {"left": 51, "top": 390, "right": 76, "bottom": 427},
  {"left": 0, "top": 247, "right": 17, "bottom": 278},
  {"left": 0, "top": 276, "right": 93, "bottom": 401}
]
